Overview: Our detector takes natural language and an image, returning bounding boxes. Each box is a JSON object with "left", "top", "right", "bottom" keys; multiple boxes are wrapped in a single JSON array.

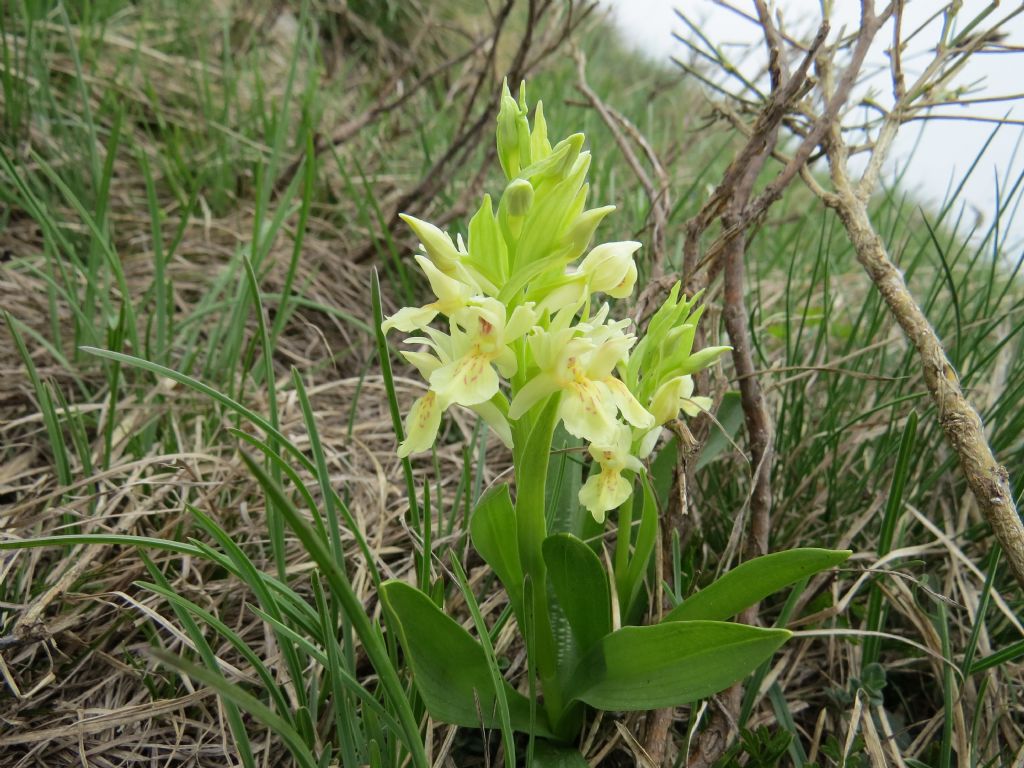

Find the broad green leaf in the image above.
[
  {"left": 469, "top": 484, "right": 524, "bottom": 614},
  {"left": 380, "top": 580, "right": 551, "bottom": 736},
  {"left": 543, "top": 534, "right": 611, "bottom": 656},
  {"left": 566, "top": 621, "right": 791, "bottom": 710},
  {"left": 542, "top": 426, "right": 592, "bottom": 706},
  {"left": 515, "top": 395, "right": 562, "bottom": 558},
  {"left": 513, "top": 395, "right": 562, "bottom": 712},
  {"left": 663, "top": 548, "right": 852, "bottom": 623}
]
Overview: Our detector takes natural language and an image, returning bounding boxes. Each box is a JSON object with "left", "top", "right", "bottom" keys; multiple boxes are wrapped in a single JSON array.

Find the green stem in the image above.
[
  {"left": 613, "top": 472, "right": 635, "bottom": 594},
  {"left": 513, "top": 396, "right": 565, "bottom": 729}
]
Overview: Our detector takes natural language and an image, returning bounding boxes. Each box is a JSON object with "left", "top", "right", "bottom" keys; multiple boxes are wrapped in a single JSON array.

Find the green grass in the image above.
[{"left": 1, "top": 1, "right": 1022, "bottom": 766}]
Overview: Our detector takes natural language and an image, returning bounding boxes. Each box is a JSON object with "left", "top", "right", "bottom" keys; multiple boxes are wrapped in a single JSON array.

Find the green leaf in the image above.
[
  {"left": 566, "top": 621, "right": 791, "bottom": 710},
  {"left": 512, "top": 395, "right": 563, "bottom": 720},
  {"left": 139, "top": 560, "right": 256, "bottom": 768},
  {"left": 649, "top": 437, "right": 677, "bottom": 508},
  {"left": 545, "top": 425, "right": 588, "bottom": 538},
  {"left": 864, "top": 411, "right": 918, "bottom": 666},
  {"left": 371, "top": 269, "right": 424, "bottom": 586},
  {"left": 542, "top": 426, "right": 592, "bottom": 715},
  {"left": 450, "top": 558, "right": 517, "bottom": 765},
  {"left": 469, "top": 484, "right": 524, "bottom": 614},
  {"left": 238, "top": 455, "right": 428, "bottom": 768},
  {"left": 543, "top": 534, "right": 611, "bottom": 656},
  {"left": 969, "top": 637, "right": 1024, "bottom": 675},
  {"left": 380, "top": 580, "right": 551, "bottom": 736},
  {"left": 467, "top": 194, "right": 508, "bottom": 283},
  {"left": 619, "top": 473, "right": 658, "bottom": 623},
  {"left": 663, "top": 548, "right": 852, "bottom": 623},
  {"left": 696, "top": 390, "right": 744, "bottom": 470}
]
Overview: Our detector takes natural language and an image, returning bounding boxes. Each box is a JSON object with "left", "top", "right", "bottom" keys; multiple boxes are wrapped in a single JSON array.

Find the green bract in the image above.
[{"left": 379, "top": 80, "right": 852, "bottom": 756}]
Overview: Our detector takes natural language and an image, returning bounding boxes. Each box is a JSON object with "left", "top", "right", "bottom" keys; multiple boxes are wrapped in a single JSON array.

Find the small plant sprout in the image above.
[{"left": 378, "top": 80, "right": 850, "bottom": 761}]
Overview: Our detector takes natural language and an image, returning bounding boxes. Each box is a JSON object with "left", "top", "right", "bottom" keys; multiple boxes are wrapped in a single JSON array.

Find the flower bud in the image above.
[
  {"left": 580, "top": 241, "right": 641, "bottom": 297},
  {"left": 496, "top": 79, "right": 529, "bottom": 179},
  {"left": 649, "top": 375, "right": 694, "bottom": 426},
  {"left": 399, "top": 214, "right": 461, "bottom": 274},
  {"left": 504, "top": 179, "right": 534, "bottom": 217},
  {"left": 530, "top": 100, "right": 552, "bottom": 161},
  {"left": 515, "top": 83, "right": 533, "bottom": 172}
]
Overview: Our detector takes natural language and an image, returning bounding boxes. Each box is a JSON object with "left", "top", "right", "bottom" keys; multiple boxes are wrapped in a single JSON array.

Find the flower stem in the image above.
[
  {"left": 613, "top": 471, "right": 635, "bottom": 622},
  {"left": 512, "top": 395, "right": 565, "bottom": 727}
]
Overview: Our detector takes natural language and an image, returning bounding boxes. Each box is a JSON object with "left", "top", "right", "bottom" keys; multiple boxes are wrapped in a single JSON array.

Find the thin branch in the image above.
[
  {"left": 275, "top": 25, "right": 488, "bottom": 193},
  {"left": 810, "top": 5, "right": 1024, "bottom": 588},
  {"left": 681, "top": 19, "right": 829, "bottom": 288}
]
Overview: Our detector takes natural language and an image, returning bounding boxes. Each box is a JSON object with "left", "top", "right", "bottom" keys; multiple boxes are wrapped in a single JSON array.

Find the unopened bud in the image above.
[
  {"left": 580, "top": 241, "right": 641, "bottom": 297},
  {"left": 504, "top": 179, "right": 534, "bottom": 217},
  {"left": 649, "top": 376, "right": 694, "bottom": 426},
  {"left": 496, "top": 79, "right": 525, "bottom": 179},
  {"left": 398, "top": 213, "right": 461, "bottom": 274}
]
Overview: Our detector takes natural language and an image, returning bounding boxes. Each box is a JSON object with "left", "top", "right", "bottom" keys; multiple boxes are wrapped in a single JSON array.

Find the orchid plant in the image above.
[{"left": 376, "top": 82, "right": 849, "bottom": 763}]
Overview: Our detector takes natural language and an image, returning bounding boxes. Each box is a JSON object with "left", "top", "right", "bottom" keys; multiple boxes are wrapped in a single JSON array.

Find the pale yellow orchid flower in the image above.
[
  {"left": 398, "top": 214, "right": 462, "bottom": 274},
  {"left": 530, "top": 239, "right": 640, "bottom": 315},
  {"left": 632, "top": 375, "right": 713, "bottom": 460},
  {"left": 579, "top": 241, "right": 640, "bottom": 299},
  {"left": 397, "top": 341, "right": 513, "bottom": 458},
  {"left": 429, "top": 298, "right": 536, "bottom": 408},
  {"left": 579, "top": 424, "right": 644, "bottom": 522},
  {"left": 649, "top": 374, "right": 713, "bottom": 425},
  {"left": 396, "top": 339, "right": 453, "bottom": 458},
  {"left": 509, "top": 311, "right": 653, "bottom": 445},
  {"left": 398, "top": 389, "right": 448, "bottom": 458}
]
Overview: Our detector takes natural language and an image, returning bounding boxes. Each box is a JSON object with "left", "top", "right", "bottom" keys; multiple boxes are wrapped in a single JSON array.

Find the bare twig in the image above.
[
  {"left": 680, "top": 19, "right": 829, "bottom": 292},
  {"left": 670, "top": 17, "right": 833, "bottom": 768}
]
